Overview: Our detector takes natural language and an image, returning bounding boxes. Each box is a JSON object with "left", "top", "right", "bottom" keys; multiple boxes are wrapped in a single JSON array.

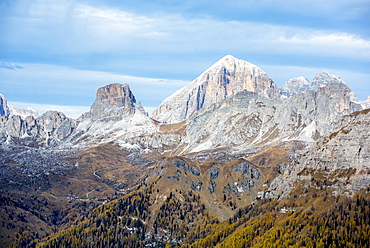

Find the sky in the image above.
[{"left": 0, "top": 0, "right": 369, "bottom": 118}]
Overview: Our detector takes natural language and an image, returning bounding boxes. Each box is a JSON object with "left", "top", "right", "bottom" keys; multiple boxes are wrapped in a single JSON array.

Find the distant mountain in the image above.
[
  {"left": 8, "top": 105, "right": 38, "bottom": 119},
  {"left": 362, "top": 96, "right": 370, "bottom": 109},
  {"left": 280, "top": 71, "right": 355, "bottom": 99},
  {"left": 311, "top": 70, "right": 344, "bottom": 89},
  {"left": 152, "top": 55, "right": 280, "bottom": 124},
  {"left": 280, "top": 76, "right": 310, "bottom": 98}
]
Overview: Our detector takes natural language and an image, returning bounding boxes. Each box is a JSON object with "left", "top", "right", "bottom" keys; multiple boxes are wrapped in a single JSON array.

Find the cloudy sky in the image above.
[{"left": 1, "top": 0, "right": 369, "bottom": 118}]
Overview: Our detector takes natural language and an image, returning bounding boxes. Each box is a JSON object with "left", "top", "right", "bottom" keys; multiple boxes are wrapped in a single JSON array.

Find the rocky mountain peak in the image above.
[
  {"left": 152, "top": 55, "right": 280, "bottom": 124},
  {"left": 87, "top": 83, "right": 138, "bottom": 121},
  {"left": 280, "top": 76, "right": 310, "bottom": 98},
  {"left": 312, "top": 71, "right": 343, "bottom": 89},
  {"left": 280, "top": 71, "right": 358, "bottom": 100}
]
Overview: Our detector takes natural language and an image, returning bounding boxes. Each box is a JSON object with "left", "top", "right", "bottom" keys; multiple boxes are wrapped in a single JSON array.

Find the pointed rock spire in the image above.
[{"left": 0, "top": 94, "right": 10, "bottom": 117}]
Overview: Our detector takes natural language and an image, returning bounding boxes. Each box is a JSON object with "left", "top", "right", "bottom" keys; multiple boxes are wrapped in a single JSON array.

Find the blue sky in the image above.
[{"left": 1, "top": 0, "right": 369, "bottom": 118}]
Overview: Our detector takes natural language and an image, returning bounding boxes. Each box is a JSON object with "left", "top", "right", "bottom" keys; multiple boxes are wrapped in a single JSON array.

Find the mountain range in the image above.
[{"left": 0, "top": 55, "right": 369, "bottom": 247}]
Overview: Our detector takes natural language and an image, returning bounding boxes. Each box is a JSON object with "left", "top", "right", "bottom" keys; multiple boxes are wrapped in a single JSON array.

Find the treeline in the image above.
[
  {"left": 188, "top": 194, "right": 370, "bottom": 247},
  {"left": 28, "top": 187, "right": 220, "bottom": 247},
  {"left": 1, "top": 190, "right": 98, "bottom": 248},
  {"left": 12, "top": 188, "right": 370, "bottom": 247}
]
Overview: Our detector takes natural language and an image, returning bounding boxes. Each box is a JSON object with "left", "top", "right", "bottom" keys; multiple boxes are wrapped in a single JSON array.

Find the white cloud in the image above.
[
  {"left": 231, "top": 0, "right": 370, "bottom": 19},
  {"left": 3, "top": 0, "right": 369, "bottom": 61}
]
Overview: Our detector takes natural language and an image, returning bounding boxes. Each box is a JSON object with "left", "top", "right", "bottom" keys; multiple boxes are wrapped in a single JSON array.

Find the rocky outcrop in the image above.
[
  {"left": 268, "top": 108, "right": 370, "bottom": 199},
  {"left": 152, "top": 55, "right": 280, "bottom": 124},
  {"left": 83, "top": 83, "right": 143, "bottom": 121},
  {"left": 0, "top": 94, "right": 10, "bottom": 117},
  {"left": 0, "top": 110, "right": 76, "bottom": 148}
]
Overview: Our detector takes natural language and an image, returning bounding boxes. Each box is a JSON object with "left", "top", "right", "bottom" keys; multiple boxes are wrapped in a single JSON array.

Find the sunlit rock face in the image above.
[
  {"left": 152, "top": 55, "right": 280, "bottom": 124},
  {"left": 86, "top": 83, "right": 138, "bottom": 121},
  {"left": 268, "top": 108, "right": 370, "bottom": 199}
]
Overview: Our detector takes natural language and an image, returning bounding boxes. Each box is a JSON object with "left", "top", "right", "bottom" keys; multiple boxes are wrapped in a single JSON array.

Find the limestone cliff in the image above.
[
  {"left": 152, "top": 55, "right": 280, "bottom": 124},
  {"left": 84, "top": 83, "right": 143, "bottom": 121},
  {"left": 176, "top": 81, "right": 361, "bottom": 155},
  {"left": 268, "top": 108, "right": 370, "bottom": 198}
]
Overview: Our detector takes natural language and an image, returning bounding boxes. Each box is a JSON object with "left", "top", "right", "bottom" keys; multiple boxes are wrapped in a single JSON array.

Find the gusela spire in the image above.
[
  {"left": 0, "top": 94, "right": 10, "bottom": 117},
  {"left": 152, "top": 55, "right": 280, "bottom": 124}
]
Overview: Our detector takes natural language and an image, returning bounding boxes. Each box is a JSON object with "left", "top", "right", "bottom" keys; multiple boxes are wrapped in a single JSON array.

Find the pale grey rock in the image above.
[
  {"left": 0, "top": 94, "right": 10, "bottom": 117},
  {"left": 0, "top": 110, "right": 76, "bottom": 147},
  {"left": 178, "top": 81, "right": 361, "bottom": 154},
  {"left": 361, "top": 96, "right": 370, "bottom": 109},
  {"left": 36, "top": 111, "right": 75, "bottom": 141},
  {"left": 173, "top": 159, "right": 200, "bottom": 176},
  {"left": 8, "top": 105, "right": 38, "bottom": 119},
  {"left": 311, "top": 71, "right": 343, "bottom": 89},
  {"left": 280, "top": 76, "right": 310, "bottom": 98},
  {"left": 268, "top": 108, "right": 370, "bottom": 199},
  {"left": 24, "top": 116, "right": 38, "bottom": 137},
  {"left": 153, "top": 55, "right": 280, "bottom": 124},
  {"left": 280, "top": 71, "right": 358, "bottom": 101},
  {"left": 5, "top": 115, "right": 24, "bottom": 138},
  {"left": 234, "top": 162, "right": 260, "bottom": 179}
]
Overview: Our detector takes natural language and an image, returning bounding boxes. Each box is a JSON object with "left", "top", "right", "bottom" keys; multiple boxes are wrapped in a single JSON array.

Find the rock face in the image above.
[
  {"left": 0, "top": 110, "right": 76, "bottom": 148},
  {"left": 280, "top": 76, "right": 310, "bottom": 98},
  {"left": 85, "top": 83, "right": 140, "bottom": 121},
  {"left": 268, "top": 108, "right": 370, "bottom": 198},
  {"left": 0, "top": 94, "right": 10, "bottom": 117},
  {"left": 176, "top": 81, "right": 361, "bottom": 154},
  {"left": 152, "top": 55, "right": 280, "bottom": 124},
  {"left": 280, "top": 71, "right": 353, "bottom": 98}
]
